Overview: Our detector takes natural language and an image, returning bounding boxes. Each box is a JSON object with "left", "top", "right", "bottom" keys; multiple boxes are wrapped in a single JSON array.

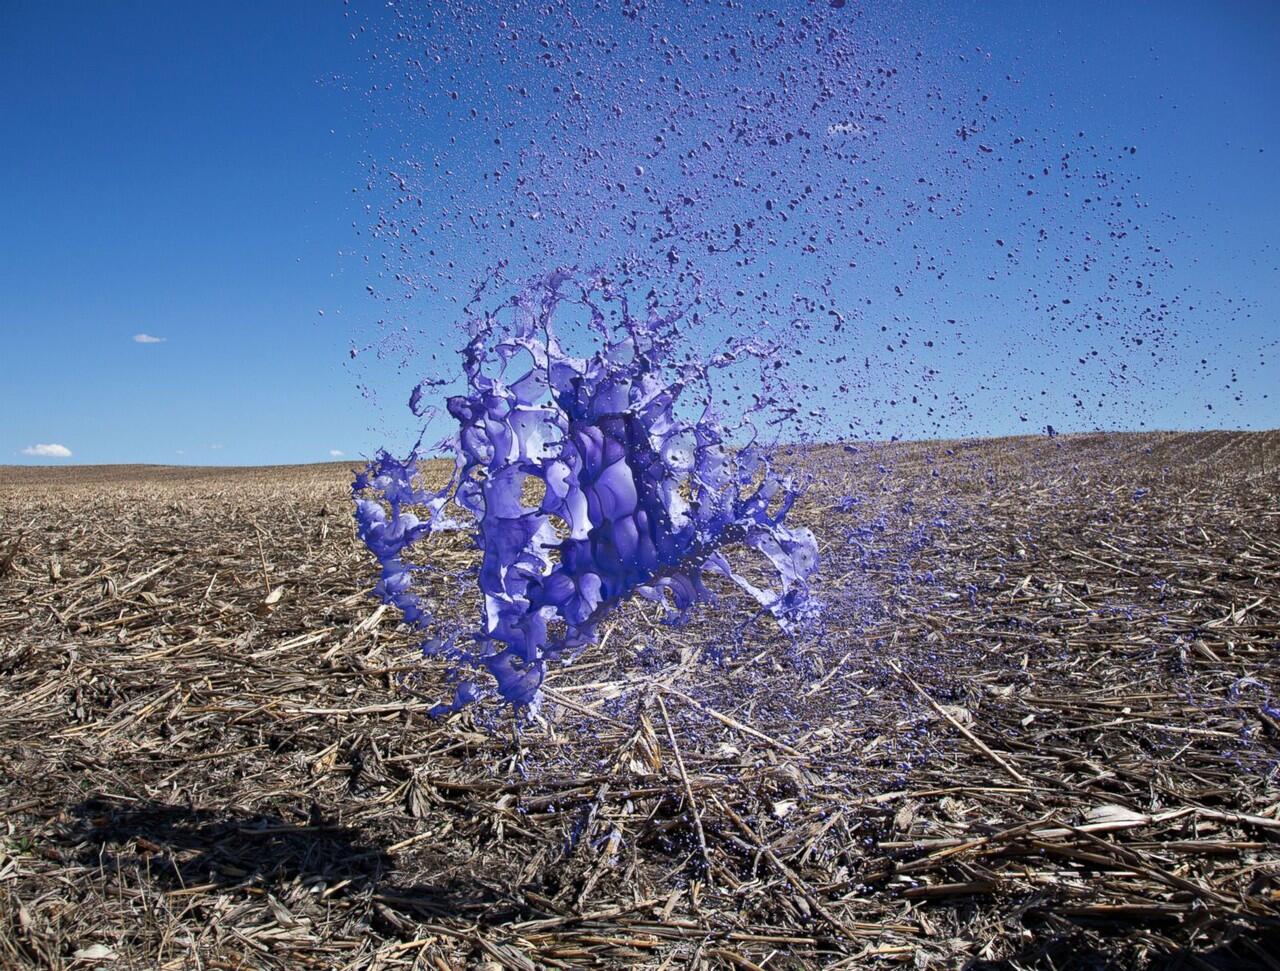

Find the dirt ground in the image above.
[{"left": 1, "top": 431, "right": 1278, "bottom": 970}]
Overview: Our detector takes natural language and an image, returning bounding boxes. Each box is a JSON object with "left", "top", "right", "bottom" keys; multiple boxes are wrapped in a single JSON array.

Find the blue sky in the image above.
[{"left": 1, "top": 1, "right": 1276, "bottom": 465}]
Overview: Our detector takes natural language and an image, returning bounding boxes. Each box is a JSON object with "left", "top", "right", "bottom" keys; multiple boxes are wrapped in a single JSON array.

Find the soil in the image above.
[{"left": 1, "top": 430, "right": 1277, "bottom": 969}]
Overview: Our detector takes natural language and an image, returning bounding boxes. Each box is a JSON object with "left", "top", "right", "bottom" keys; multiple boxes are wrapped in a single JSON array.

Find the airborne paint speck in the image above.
[{"left": 348, "top": 0, "right": 1272, "bottom": 712}]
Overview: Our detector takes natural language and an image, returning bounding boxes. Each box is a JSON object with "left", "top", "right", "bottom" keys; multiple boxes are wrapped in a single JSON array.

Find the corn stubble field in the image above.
[{"left": 1, "top": 431, "right": 1278, "bottom": 970}]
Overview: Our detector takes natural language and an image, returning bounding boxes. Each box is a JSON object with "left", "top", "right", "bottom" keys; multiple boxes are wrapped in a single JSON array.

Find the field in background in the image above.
[{"left": 1, "top": 431, "right": 1278, "bottom": 969}]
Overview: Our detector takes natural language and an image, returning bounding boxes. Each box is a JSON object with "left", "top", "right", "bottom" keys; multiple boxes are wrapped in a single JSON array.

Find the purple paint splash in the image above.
[{"left": 354, "top": 271, "right": 819, "bottom": 715}]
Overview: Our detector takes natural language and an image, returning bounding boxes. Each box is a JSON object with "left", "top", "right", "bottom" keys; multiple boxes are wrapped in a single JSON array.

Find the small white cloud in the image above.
[
  {"left": 133, "top": 333, "right": 166, "bottom": 344},
  {"left": 329, "top": 449, "right": 345, "bottom": 458},
  {"left": 21, "top": 443, "right": 72, "bottom": 458}
]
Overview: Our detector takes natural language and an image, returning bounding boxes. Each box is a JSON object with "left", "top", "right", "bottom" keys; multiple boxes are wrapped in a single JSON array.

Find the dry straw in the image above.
[{"left": 1, "top": 431, "right": 1277, "bottom": 967}]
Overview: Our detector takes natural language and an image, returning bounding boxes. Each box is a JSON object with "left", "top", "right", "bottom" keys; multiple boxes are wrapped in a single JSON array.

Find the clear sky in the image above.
[{"left": 1, "top": 0, "right": 1276, "bottom": 466}]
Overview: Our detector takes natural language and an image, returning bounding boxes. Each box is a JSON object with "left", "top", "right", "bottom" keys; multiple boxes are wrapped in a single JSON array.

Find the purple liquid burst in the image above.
[{"left": 354, "top": 271, "right": 819, "bottom": 715}]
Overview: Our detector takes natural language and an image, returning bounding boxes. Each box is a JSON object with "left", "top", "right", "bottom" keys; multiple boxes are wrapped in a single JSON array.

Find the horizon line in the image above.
[{"left": 4, "top": 427, "right": 1277, "bottom": 471}]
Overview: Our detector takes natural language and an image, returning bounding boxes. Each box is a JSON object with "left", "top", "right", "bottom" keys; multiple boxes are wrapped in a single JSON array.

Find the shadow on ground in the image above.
[
  {"left": 61, "top": 795, "right": 394, "bottom": 892},
  {"left": 57, "top": 795, "right": 532, "bottom": 925}
]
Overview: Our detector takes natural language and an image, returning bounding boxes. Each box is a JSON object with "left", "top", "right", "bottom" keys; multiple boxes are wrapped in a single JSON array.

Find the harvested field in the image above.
[{"left": 1, "top": 430, "right": 1278, "bottom": 969}]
